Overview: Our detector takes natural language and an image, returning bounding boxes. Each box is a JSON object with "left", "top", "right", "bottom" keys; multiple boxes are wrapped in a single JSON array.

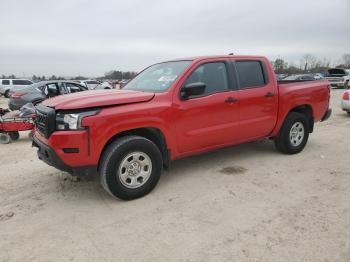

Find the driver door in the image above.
[{"left": 174, "top": 61, "right": 240, "bottom": 154}]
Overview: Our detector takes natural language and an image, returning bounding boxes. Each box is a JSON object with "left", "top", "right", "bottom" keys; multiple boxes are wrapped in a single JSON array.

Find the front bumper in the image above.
[
  {"left": 32, "top": 133, "right": 97, "bottom": 176},
  {"left": 329, "top": 82, "right": 345, "bottom": 88}
]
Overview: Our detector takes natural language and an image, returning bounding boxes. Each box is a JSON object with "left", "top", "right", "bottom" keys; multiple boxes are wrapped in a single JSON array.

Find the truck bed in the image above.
[{"left": 276, "top": 79, "right": 330, "bottom": 125}]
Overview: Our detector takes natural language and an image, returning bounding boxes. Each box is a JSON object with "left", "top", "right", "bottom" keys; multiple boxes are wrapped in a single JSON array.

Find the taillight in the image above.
[
  {"left": 343, "top": 92, "right": 350, "bottom": 100},
  {"left": 11, "top": 93, "right": 25, "bottom": 98}
]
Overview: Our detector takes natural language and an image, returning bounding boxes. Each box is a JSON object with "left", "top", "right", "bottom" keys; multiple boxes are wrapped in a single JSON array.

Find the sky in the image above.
[{"left": 0, "top": 0, "right": 349, "bottom": 77}]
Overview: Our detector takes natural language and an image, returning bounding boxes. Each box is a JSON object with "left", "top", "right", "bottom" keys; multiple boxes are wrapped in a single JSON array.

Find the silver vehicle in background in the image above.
[
  {"left": 0, "top": 79, "right": 34, "bottom": 98},
  {"left": 326, "top": 68, "right": 350, "bottom": 88},
  {"left": 75, "top": 80, "right": 101, "bottom": 89}
]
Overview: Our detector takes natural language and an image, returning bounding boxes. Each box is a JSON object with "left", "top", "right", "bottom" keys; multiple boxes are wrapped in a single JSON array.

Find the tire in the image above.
[
  {"left": 28, "top": 130, "right": 33, "bottom": 139},
  {"left": 345, "top": 81, "right": 349, "bottom": 89},
  {"left": 99, "top": 135, "right": 163, "bottom": 200},
  {"left": 9, "top": 131, "right": 19, "bottom": 141},
  {"left": 4, "top": 90, "right": 10, "bottom": 98},
  {"left": 274, "top": 112, "right": 309, "bottom": 154},
  {"left": 0, "top": 133, "right": 11, "bottom": 144}
]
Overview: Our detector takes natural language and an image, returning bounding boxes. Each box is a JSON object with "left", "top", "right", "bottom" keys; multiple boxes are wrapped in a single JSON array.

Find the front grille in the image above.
[
  {"left": 35, "top": 104, "right": 55, "bottom": 138},
  {"left": 326, "top": 78, "right": 342, "bottom": 82}
]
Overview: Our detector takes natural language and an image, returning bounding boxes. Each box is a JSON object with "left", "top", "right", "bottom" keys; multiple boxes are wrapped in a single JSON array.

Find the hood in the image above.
[{"left": 43, "top": 89, "right": 155, "bottom": 110}]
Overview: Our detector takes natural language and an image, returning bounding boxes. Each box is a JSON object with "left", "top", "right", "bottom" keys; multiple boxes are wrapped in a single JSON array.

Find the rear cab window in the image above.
[{"left": 235, "top": 60, "right": 267, "bottom": 89}]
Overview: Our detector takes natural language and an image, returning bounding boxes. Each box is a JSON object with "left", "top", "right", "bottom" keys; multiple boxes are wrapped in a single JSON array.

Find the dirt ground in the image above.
[{"left": 0, "top": 90, "right": 349, "bottom": 262}]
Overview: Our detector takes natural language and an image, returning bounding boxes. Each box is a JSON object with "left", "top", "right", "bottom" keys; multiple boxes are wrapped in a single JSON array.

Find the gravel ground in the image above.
[{"left": 0, "top": 90, "right": 349, "bottom": 262}]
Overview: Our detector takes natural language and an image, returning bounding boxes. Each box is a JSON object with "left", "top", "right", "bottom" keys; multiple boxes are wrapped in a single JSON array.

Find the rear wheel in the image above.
[
  {"left": 9, "top": 131, "right": 19, "bottom": 141},
  {"left": 99, "top": 135, "right": 163, "bottom": 200},
  {"left": 274, "top": 112, "right": 309, "bottom": 154},
  {"left": 0, "top": 133, "right": 11, "bottom": 144}
]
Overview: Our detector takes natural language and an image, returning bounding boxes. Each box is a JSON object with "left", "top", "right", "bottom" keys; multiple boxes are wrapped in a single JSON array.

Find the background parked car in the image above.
[
  {"left": 94, "top": 81, "right": 114, "bottom": 90},
  {"left": 75, "top": 80, "right": 101, "bottom": 89},
  {"left": 341, "top": 90, "right": 350, "bottom": 114},
  {"left": 119, "top": 79, "right": 130, "bottom": 88},
  {"left": 0, "top": 79, "right": 34, "bottom": 98},
  {"left": 282, "top": 74, "right": 316, "bottom": 81},
  {"left": 8, "top": 81, "right": 88, "bottom": 110},
  {"left": 326, "top": 68, "right": 350, "bottom": 88},
  {"left": 313, "top": 73, "right": 325, "bottom": 80}
]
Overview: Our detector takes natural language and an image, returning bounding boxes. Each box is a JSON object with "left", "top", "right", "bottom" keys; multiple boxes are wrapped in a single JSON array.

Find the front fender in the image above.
[{"left": 83, "top": 107, "right": 175, "bottom": 164}]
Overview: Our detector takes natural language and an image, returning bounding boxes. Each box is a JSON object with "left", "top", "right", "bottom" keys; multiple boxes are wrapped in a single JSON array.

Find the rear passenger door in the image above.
[{"left": 233, "top": 60, "right": 278, "bottom": 140}]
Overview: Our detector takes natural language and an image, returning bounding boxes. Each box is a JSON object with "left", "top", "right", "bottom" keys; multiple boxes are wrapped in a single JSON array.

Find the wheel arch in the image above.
[
  {"left": 98, "top": 127, "right": 170, "bottom": 171},
  {"left": 272, "top": 104, "right": 314, "bottom": 137},
  {"left": 289, "top": 104, "right": 314, "bottom": 133}
]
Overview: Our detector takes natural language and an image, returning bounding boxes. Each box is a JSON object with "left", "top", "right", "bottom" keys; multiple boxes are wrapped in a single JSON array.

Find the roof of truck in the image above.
[{"left": 166, "top": 55, "right": 267, "bottom": 62}]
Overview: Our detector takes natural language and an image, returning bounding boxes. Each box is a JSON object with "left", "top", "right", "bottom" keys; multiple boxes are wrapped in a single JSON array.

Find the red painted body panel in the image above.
[
  {"left": 34, "top": 55, "right": 331, "bottom": 169},
  {"left": 43, "top": 89, "right": 155, "bottom": 110}
]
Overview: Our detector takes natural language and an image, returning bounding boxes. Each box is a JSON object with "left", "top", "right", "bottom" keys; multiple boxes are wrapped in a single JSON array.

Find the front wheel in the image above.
[
  {"left": 274, "top": 112, "right": 309, "bottom": 154},
  {"left": 345, "top": 80, "right": 349, "bottom": 89},
  {"left": 99, "top": 135, "right": 163, "bottom": 200},
  {"left": 4, "top": 90, "right": 10, "bottom": 98}
]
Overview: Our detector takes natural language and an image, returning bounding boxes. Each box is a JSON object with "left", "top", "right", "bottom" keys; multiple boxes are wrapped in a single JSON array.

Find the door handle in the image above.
[
  {"left": 265, "top": 92, "right": 275, "bottom": 98},
  {"left": 225, "top": 97, "right": 238, "bottom": 104}
]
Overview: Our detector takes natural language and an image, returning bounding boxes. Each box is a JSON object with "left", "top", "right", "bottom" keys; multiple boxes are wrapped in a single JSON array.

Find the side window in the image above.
[
  {"left": 235, "top": 61, "right": 266, "bottom": 89},
  {"left": 2, "top": 80, "right": 10, "bottom": 85},
  {"left": 46, "top": 83, "right": 59, "bottom": 97},
  {"left": 12, "top": 80, "right": 33, "bottom": 85},
  {"left": 58, "top": 82, "right": 69, "bottom": 94},
  {"left": 185, "top": 62, "right": 229, "bottom": 96},
  {"left": 86, "top": 81, "right": 100, "bottom": 85},
  {"left": 65, "top": 83, "right": 85, "bottom": 93}
]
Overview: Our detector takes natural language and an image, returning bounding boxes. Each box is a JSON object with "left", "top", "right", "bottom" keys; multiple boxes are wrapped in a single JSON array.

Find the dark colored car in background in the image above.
[{"left": 9, "top": 81, "right": 88, "bottom": 110}]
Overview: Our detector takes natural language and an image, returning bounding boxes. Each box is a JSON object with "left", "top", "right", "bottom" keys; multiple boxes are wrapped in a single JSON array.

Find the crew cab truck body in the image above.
[{"left": 32, "top": 55, "right": 331, "bottom": 200}]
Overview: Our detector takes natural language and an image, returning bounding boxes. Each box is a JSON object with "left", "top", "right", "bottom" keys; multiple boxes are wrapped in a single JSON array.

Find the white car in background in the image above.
[
  {"left": 0, "top": 79, "right": 34, "bottom": 98},
  {"left": 341, "top": 90, "right": 350, "bottom": 115},
  {"left": 75, "top": 80, "right": 101, "bottom": 90},
  {"left": 326, "top": 68, "right": 350, "bottom": 88}
]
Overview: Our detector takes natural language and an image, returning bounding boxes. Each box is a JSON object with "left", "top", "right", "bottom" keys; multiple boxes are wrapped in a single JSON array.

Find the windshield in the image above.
[
  {"left": 327, "top": 68, "right": 346, "bottom": 76},
  {"left": 123, "top": 61, "right": 191, "bottom": 92}
]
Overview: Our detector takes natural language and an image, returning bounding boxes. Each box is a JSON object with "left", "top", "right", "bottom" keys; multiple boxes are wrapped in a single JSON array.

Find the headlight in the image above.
[{"left": 56, "top": 110, "right": 99, "bottom": 130}]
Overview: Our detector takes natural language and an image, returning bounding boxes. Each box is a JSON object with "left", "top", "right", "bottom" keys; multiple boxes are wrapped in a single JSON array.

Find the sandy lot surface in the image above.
[{"left": 0, "top": 90, "right": 349, "bottom": 262}]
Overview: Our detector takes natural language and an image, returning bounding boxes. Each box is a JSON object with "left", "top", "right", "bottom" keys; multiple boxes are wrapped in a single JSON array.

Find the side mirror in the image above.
[{"left": 180, "top": 82, "right": 206, "bottom": 100}]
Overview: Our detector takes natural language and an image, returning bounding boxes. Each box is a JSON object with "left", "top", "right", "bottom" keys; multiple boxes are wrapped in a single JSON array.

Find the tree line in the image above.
[
  {"left": 272, "top": 54, "right": 350, "bottom": 74},
  {"left": 1, "top": 70, "right": 138, "bottom": 81}
]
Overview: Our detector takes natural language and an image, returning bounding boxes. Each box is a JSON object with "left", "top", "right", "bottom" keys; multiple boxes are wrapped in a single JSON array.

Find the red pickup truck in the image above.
[{"left": 33, "top": 55, "right": 331, "bottom": 200}]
